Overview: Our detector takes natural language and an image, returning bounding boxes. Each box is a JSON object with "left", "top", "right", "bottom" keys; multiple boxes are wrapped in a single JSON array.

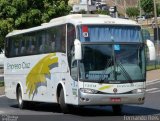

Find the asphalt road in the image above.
[{"left": 0, "top": 79, "right": 160, "bottom": 121}]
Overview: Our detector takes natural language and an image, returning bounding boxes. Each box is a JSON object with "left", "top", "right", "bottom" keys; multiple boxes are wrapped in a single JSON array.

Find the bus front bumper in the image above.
[{"left": 78, "top": 92, "right": 145, "bottom": 105}]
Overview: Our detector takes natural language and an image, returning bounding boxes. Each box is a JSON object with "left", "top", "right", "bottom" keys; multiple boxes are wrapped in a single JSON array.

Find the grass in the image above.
[
  {"left": 0, "top": 81, "right": 4, "bottom": 87},
  {"left": 147, "top": 65, "right": 160, "bottom": 71}
]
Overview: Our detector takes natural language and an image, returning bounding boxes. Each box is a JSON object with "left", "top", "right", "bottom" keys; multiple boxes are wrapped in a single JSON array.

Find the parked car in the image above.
[{"left": 136, "top": 16, "right": 146, "bottom": 21}]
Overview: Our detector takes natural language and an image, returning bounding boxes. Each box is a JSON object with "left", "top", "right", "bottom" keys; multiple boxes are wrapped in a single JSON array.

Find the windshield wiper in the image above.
[
  {"left": 99, "top": 58, "right": 113, "bottom": 83},
  {"left": 117, "top": 62, "right": 133, "bottom": 83}
]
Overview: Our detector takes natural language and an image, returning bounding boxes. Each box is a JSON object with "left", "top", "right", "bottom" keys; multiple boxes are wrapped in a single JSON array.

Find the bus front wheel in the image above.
[
  {"left": 17, "top": 87, "right": 27, "bottom": 109},
  {"left": 59, "top": 89, "right": 69, "bottom": 113}
]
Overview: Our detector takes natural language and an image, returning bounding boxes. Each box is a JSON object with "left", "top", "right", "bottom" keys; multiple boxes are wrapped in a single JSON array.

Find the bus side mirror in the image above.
[
  {"left": 146, "top": 39, "right": 156, "bottom": 61},
  {"left": 74, "top": 39, "right": 82, "bottom": 60}
]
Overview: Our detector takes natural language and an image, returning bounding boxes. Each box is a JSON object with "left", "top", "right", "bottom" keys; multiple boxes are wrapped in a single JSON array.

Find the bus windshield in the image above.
[{"left": 79, "top": 44, "right": 145, "bottom": 83}]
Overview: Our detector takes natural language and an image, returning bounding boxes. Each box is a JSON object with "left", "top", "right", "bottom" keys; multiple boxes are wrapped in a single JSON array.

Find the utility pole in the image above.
[
  {"left": 87, "top": 0, "right": 89, "bottom": 14},
  {"left": 124, "top": 0, "right": 127, "bottom": 18},
  {"left": 154, "top": 0, "right": 159, "bottom": 65},
  {"left": 114, "top": 0, "right": 118, "bottom": 18},
  {"left": 139, "top": 0, "right": 142, "bottom": 17}
]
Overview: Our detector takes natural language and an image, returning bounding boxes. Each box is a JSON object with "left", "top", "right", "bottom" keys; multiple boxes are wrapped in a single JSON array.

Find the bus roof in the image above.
[{"left": 6, "top": 14, "right": 139, "bottom": 37}]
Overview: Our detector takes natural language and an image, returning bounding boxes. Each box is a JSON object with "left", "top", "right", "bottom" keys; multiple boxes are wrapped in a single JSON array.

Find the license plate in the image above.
[{"left": 110, "top": 98, "right": 121, "bottom": 102}]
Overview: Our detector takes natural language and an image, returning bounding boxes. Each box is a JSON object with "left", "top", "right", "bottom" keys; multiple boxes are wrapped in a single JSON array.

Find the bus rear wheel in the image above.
[
  {"left": 17, "top": 87, "right": 27, "bottom": 109},
  {"left": 59, "top": 89, "right": 70, "bottom": 113},
  {"left": 112, "top": 105, "right": 122, "bottom": 115}
]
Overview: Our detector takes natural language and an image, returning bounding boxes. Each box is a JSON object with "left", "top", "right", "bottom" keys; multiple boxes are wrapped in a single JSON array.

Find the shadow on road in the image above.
[
  {"left": 11, "top": 103, "right": 61, "bottom": 113},
  {"left": 10, "top": 103, "right": 160, "bottom": 116}
]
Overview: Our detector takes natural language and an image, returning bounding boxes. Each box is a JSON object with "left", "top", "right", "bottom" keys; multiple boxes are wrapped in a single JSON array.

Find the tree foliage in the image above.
[
  {"left": 126, "top": 7, "right": 139, "bottom": 18},
  {"left": 140, "top": 0, "right": 154, "bottom": 14},
  {"left": 95, "top": 10, "right": 109, "bottom": 15},
  {"left": 157, "top": 4, "right": 160, "bottom": 17},
  {"left": 0, "top": 0, "right": 71, "bottom": 51}
]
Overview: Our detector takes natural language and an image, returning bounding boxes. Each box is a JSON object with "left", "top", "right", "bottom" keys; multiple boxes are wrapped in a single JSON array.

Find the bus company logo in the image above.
[
  {"left": 26, "top": 53, "right": 58, "bottom": 98},
  {"left": 113, "top": 88, "right": 118, "bottom": 93},
  {"left": 7, "top": 62, "right": 30, "bottom": 70}
]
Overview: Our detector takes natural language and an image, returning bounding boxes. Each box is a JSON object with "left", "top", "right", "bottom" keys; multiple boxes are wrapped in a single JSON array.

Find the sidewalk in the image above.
[
  {"left": 0, "top": 86, "right": 4, "bottom": 95},
  {"left": 146, "top": 69, "right": 160, "bottom": 81}
]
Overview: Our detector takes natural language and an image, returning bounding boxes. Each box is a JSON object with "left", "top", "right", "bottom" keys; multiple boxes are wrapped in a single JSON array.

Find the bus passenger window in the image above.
[
  {"left": 39, "top": 38, "right": 47, "bottom": 53},
  {"left": 51, "top": 40, "right": 55, "bottom": 52},
  {"left": 67, "top": 24, "right": 76, "bottom": 80},
  {"left": 61, "top": 37, "right": 65, "bottom": 52},
  {"left": 27, "top": 40, "right": 35, "bottom": 55},
  {"left": 46, "top": 30, "right": 56, "bottom": 53},
  {"left": 14, "top": 41, "right": 19, "bottom": 56},
  {"left": 20, "top": 41, "right": 26, "bottom": 55},
  {"left": 71, "top": 60, "right": 78, "bottom": 80},
  {"left": 61, "top": 26, "right": 66, "bottom": 52},
  {"left": 54, "top": 25, "right": 66, "bottom": 53}
]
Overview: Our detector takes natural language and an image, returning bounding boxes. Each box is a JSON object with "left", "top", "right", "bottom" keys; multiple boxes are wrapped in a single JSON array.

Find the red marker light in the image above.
[{"left": 82, "top": 26, "right": 88, "bottom": 33}]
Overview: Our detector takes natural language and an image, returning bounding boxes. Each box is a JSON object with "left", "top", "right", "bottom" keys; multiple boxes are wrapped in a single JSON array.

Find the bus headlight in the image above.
[
  {"left": 80, "top": 88, "right": 98, "bottom": 94},
  {"left": 132, "top": 88, "right": 145, "bottom": 93}
]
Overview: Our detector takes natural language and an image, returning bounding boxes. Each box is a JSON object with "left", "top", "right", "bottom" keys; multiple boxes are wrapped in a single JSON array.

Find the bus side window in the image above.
[
  {"left": 28, "top": 40, "right": 35, "bottom": 55},
  {"left": 14, "top": 38, "right": 19, "bottom": 57},
  {"left": 37, "top": 31, "right": 47, "bottom": 54},
  {"left": 39, "top": 35, "right": 46, "bottom": 53},
  {"left": 67, "top": 24, "right": 76, "bottom": 80},
  {"left": 5, "top": 38, "right": 10, "bottom": 57},
  {"left": 46, "top": 28, "right": 56, "bottom": 52},
  {"left": 20, "top": 40, "right": 26, "bottom": 55},
  {"left": 11, "top": 39, "right": 15, "bottom": 57},
  {"left": 54, "top": 25, "right": 66, "bottom": 53},
  {"left": 61, "top": 25, "right": 66, "bottom": 53},
  {"left": 25, "top": 35, "right": 33, "bottom": 55}
]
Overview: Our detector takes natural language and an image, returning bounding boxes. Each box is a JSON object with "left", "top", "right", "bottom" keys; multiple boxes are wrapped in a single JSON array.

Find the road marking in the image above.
[
  {"left": 146, "top": 80, "right": 160, "bottom": 86},
  {"left": 0, "top": 95, "right": 5, "bottom": 98},
  {"left": 146, "top": 79, "right": 159, "bottom": 84},
  {"left": 146, "top": 88, "right": 159, "bottom": 92},
  {"left": 148, "top": 90, "right": 160, "bottom": 93},
  {"left": 0, "top": 111, "right": 4, "bottom": 114}
]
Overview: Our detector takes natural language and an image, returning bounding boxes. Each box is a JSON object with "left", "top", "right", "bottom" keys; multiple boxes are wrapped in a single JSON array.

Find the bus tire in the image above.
[
  {"left": 17, "top": 87, "right": 27, "bottom": 109},
  {"left": 59, "top": 88, "right": 69, "bottom": 113},
  {"left": 112, "top": 105, "right": 122, "bottom": 115}
]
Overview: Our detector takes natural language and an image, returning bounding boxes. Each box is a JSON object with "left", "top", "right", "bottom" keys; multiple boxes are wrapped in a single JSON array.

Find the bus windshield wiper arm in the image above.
[
  {"left": 99, "top": 59, "right": 113, "bottom": 83},
  {"left": 117, "top": 62, "right": 133, "bottom": 83}
]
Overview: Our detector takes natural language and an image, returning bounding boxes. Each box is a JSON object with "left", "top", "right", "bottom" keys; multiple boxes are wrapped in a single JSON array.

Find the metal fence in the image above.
[{"left": 146, "top": 41, "right": 160, "bottom": 70}]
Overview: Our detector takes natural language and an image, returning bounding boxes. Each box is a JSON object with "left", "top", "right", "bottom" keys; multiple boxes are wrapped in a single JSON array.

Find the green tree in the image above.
[
  {"left": 95, "top": 10, "right": 109, "bottom": 15},
  {"left": 140, "top": 0, "right": 154, "bottom": 15},
  {"left": 157, "top": 4, "right": 160, "bottom": 17},
  {"left": 0, "top": 0, "right": 72, "bottom": 51},
  {"left": 126, "top": 7, "right": 139, "bottom": 18}
]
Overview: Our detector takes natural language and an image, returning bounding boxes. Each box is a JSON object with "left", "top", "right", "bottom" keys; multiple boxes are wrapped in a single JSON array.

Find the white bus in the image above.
[{"left": 4, "top": 14, "right": 156, "bottom": 114}]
